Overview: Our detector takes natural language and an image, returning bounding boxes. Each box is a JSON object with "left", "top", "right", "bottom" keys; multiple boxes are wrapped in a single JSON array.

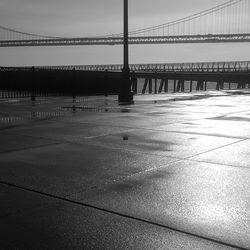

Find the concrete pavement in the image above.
[{"left": 0, "top": 91, "right": 250, "bottom": 249}]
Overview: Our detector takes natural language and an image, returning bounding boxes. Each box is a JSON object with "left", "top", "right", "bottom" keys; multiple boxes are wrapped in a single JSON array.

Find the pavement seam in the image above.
[
  {"left": 185, "top": 138, "right": 248, "bottom": 160},
  {"left": 153, "top": 130, "right": 249, "bottom": 140},
  {"left": 0, "top": 180, "right": 246, "bottom": 250},
  {"left": 64, "top": 158, "right": 183, "bottom": 198},
  {"left": 184, "top": 158, "right": 250, "bottom": 171},
  {"left": 2, "top": 127, "right": 139, "bottom": 144},
  {"left": 51, "top": 115, "right": 212, "bottom": 127},
  {"left": 1, "top": 121, "right": 249, "bottom": 141},
  {"left": 0, "top": 116, "right": 65, "bottom": 131},
  {"left": 210, "top": 108, "right": 250, "bottom": 119},
  {"left": 0, "top": 142, "right": 63, "bottom": 155},
  {"left": 28, "top": 115, "right": 248, "bottom": 141},
  {"left": 73, "top": 137, "right": 244, "bottom": 161},
  {"left": 0, "top": 130, "right": 181, "bottom": 162}
]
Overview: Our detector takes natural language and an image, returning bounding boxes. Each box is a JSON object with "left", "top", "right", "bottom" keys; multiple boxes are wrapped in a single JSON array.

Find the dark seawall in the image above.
[
  {"left": 0, "top": 69, "right": 122, "bottom": 96},
  {"left": 1, "top": 67, "right": 250, "bottom": 97}
]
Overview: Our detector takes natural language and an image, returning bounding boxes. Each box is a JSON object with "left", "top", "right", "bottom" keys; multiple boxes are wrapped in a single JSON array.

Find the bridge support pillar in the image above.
[
  {"left": 196, "top": 80, "right": 204, "bottom": 91},
  {"left": 173, "top": 79, "right": 176, "bottom": 93},
  {"left": 196, "top": 81, "right": 198, "bottom": 91},
  {"left": 154, "top": 73, "right": 158, "bottom": 94},
  {"left": 164, "top": 79, "right": 169, "bottom": 92},
  {"left": 216, "top": 81, "right": 224, "bottom": 90},
  {"left": 221, "top": 82, "right": 224, "bottom": 90},
  {"left": 181, "top": 80, "right": 185, "bottom": 92},
  {"left": 149, "top": 78, "right": 153, "bottom": 94},
  {"left": 177, "top": 80, "right": 181, "bottom": 92},
  {"left": 158, "top": 79, "right": 163, "bottom": 93},
  {"left": 142, "top": 78, "right": 148, "bottom": 94},
  {"left": 201, "top": 81, "right": 204, "bottom": 91},
  {"left": 216, "top": 82, "right": 220, "bottom": 90},
  {"left": 158, "top": 78, "right": 167, "bottom": 93},
  {"left": 176, "top": 80, "right": 184, "bottom": 92},
  {"left": 142, "top": 78, "right": 153, "bottom": 94}
]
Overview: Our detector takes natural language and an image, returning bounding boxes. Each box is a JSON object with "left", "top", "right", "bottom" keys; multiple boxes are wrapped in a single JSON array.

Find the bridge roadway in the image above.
[{"left": 0, "top": 33, "right": 250, "bottom": 47}]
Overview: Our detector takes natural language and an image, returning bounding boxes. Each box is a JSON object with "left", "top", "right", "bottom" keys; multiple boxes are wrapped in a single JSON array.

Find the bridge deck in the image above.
[{"left": 0, "top": 33, "right": 250, "bottom": 47}]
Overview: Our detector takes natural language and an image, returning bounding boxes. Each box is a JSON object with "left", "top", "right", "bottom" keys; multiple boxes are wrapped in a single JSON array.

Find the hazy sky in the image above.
[{"left": 0, "top": 0, "right": 249, "bottom": 66}]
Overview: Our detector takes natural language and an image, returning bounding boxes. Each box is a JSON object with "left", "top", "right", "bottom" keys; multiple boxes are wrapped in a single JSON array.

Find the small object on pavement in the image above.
[{"left": 123, "top": 135, "right": 128, "bottom": 140}]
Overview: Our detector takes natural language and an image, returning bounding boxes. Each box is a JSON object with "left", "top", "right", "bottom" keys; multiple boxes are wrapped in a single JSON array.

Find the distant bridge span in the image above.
[
  {"left": 1, "top": 34, "right": 250, "bottom": 47},
  {"left": 0, "top": 0, "right": 250, "bottom": 47}
]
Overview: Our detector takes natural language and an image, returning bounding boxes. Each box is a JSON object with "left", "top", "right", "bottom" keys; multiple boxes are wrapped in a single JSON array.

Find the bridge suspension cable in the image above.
[
  {"left": 0, "top": 25, "right": 62, "bottom": 41},
  {"left": 117, "top": 0, "right": 249, "bottom": 37},
  {"left": 0, "top": 0, "right": 249, "bottom": 46}
]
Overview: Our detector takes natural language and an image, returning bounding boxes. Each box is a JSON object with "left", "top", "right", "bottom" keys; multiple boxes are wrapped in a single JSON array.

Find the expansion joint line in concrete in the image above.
[
  {"left": 0, "top": 142, "right": 62, "bottom": 155},
  {"left": 186, "top": 138, "right": 247, "bottom": 160},
  {"left": 0, "top": 180, "right": 247, "bottom": 250}
]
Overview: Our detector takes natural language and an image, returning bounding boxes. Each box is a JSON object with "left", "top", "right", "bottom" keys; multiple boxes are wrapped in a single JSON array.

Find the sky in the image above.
[{"left": 0, "top": 0, "right": 249, "bottom": 66}]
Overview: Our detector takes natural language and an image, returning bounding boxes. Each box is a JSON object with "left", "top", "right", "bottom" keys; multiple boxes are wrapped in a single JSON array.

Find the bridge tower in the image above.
[{"left": 118, "top": 0, "right": 134, "bottom": 105}]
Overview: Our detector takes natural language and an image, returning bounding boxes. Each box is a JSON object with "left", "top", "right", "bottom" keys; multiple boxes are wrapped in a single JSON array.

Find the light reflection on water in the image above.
[
  {"left": 161, "top": 163, "right": 250, "bottom": 239},
  {"left": 61, "top": 105, "right": 131, "bottom": 113}
]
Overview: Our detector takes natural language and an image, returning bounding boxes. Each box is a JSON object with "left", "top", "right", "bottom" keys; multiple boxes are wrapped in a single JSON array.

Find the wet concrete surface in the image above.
[
  {"left": 0, "top": 184, "right": 235, "bottom": 250},
  {"left": 0, "top": 91, "right": 250, "bottom": 249}
]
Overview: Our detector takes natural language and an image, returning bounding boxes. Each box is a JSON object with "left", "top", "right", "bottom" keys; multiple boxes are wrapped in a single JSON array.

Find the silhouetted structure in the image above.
[{"left": 118, "top": 0, "right": 134, "bottom": 105}]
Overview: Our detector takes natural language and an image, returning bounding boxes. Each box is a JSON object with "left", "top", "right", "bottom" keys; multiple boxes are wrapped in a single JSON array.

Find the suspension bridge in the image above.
[
  {"left": 0, "top": 0, "right": 250, "bottom": 100},
  {"left": 0, "top": 0, "right": 250, "bottom": 47}
]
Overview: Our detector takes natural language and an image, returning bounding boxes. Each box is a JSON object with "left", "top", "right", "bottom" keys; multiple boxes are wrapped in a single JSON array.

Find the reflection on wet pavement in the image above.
[{"left": 1, "top": 91, "right": 250, "bottom": 249}]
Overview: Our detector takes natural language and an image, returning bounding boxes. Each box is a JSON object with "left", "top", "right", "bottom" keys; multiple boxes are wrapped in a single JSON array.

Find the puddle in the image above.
[{"left": 61, "top": 105, "right": 131, "bottom": 113}]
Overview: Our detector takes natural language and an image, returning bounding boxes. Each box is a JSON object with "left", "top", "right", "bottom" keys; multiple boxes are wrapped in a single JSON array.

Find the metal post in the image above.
[
  {"left": 124, "top": 0, "right": 129, "bottom": 74},
  {"left": 119, "top": 0, "right": 134, "bottom": 104}
]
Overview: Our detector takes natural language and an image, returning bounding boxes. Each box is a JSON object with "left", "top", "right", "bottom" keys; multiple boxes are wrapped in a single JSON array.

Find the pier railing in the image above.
[{"left": 0, "top": 61, "right": 250, "bottom": 99}]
